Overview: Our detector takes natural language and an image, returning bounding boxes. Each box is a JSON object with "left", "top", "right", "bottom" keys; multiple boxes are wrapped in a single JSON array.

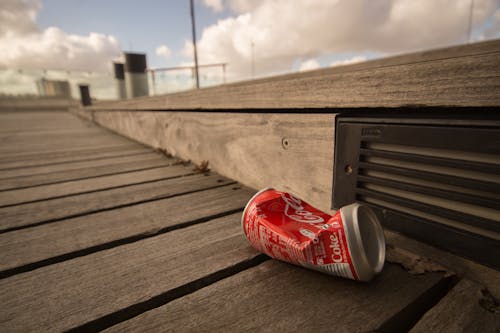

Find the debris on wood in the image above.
[
  {"left": 386, "top": 244, "right": 453, "bottom": 276},
  {"left": 172, "top": 158, "right": 191, "bottom": 166},
  {"left": 479, "top": 288, "right": 500, "bottom": 314},
  {"left": 193, "top": 160, "right": 210, "bottom": 173},
  {"left": 154, "top": 147, "right": 173, "bottom": 158}
]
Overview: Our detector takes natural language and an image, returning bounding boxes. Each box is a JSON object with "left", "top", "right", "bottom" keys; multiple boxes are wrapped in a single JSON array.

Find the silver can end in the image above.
[{"left": 340, "top": 203, "right": 386, "bottom": 281}]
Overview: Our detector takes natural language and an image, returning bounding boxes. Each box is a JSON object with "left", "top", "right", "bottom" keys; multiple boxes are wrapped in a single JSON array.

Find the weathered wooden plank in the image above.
[
  {"left": 92, "top": 111, "right": 336, "bottom": 212},
  {"left": 0, "top": 164, "right": 191, "bottom": 207},
  {"left": 104, "top": 260, "right": 445, "bottom": 333},
  {"left": 0, "top": 185, "right": 250, "bottom": 273},
  {"left": 410, "top": 279, "right": 500, "bottom": 332},
  {"left": 0, "top": 133, "right": 127, "bottom": 151},
  {"left": 385, "top": 230, "right": 500, "bottom": 299},
  {"left": 85, "top": 40, "right": 500, "bottom": 111},
  {"left": 0, "top": 143, "right": 143, "bottom": 165},
  {"left": 0, "top": 97, "right": 78, "bottom": 112},
  {"left": 0, "top": 151, "right": 160, "bottom": 179},
  {"left": 0, "top": 110, "right": 80, "bottom": 121},
  {"left": 0, "top": 135, "right": 132, "bottom": 156},
  {"left": 0, "top": 171, "right": 229, "bottom": 232},
  {"left": 0, "top": 112, "right": 88, "bottom": 132},
  {"left": 0, "top": 213, "right": 260, "bottom": 332},
  {"left": 0, "top": 127, "right": 105, "bottom": 140},
  {"left": 0, "top": 145, "right": 149, "bottom": 171},
  {"left": 0, "top": 155, "right": 173, "bottom": 191}
]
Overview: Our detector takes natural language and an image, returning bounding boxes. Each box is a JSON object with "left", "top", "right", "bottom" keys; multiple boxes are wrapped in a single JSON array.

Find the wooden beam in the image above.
[
  {"left": 0, "top": 97, "right": 78, "bottom": 112},
  {"left": 410, "top": 279, "right": 500, "bottom": 332},
  {"left": 105, "top": 261, "right": 447, "bottom": 332},
  {"left": 89, "top": 40, "right": 500, "bottom": 110},
  {"left": 85, "top": 110, "right": 336, "bottom": 212},
  {"left": 0, "top": 154, "right": 173, "bottom": 191},
  {"left": 385, "top": 230, "right": 500, "bottom": 299},
  {"left": 72, "top": 41, "right": 500, "bottom": 212},
  {"left": 0, "top": 145, "right": 149, "bottom": 171},
  {"left": 0, "top": 173, "right": 231, "bottom": 233},
  {"left": 0, "top": 183, "right": 248, "bottom": 273},
  {"left": 0, "top": 214, "right": 260, "bottom": 332},
  {"left": 0, "top": 165, "right": 189, "bottom": 207}
]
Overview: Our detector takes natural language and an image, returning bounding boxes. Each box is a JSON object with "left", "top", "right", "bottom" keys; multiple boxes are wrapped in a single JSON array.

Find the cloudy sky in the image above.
[{"left": 0, "top": 0, "right": 499, "bottom": 91}]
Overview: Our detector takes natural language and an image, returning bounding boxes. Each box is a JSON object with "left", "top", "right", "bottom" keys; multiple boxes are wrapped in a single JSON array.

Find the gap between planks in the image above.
[
  {"left": 0, "top": 184, "right": 251, "bottom": 275},
  {"left": 0, "top": 148, "right": 151, "bottom": 172},
  {"left": 0, "top": 156, "right": 175, "bottom": 192},
  {"left": 0, "top": 165, "right": 195, "bottom": 207}
]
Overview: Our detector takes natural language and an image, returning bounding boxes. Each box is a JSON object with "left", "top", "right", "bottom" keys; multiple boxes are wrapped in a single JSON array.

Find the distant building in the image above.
[{"left": 36, "top": 78, "right": 71, "bottom": 98}]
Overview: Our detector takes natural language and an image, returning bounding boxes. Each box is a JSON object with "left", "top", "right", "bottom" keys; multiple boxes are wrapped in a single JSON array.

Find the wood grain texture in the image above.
[
  {"left": 85, "top": 40, "right": 500, "bottom": 110},
  {"left": 0, "top": 111, "right": 90, "bottom": 132},
  {"left": 0, "top": 164, "right": 192, "bottom": 207},
  {"left": 0, "top": 213, "right": 259, "bottom": 332},
  {"left": 0, "top": 151, "right": 159, "bottom": 179},
  {"left": 0, "top": 145, "right": 149, "bottom": 171},
  {"left": 0, "top": 133, "right": 133, "bottom": 155},
  {"left": 105, "top": 261, "right": 445, "bottom": 333},
  {"left": 0, "top": 127, "right": 104, "bottom": 140},
  {"left": 0, "top": 185, "right": 252, "bottom": 272},
  {"left": 0, "top": 155, "right": 173, "bottom": 191},
  {"left": 0, "top": 134, "right": 132, "bottom": 156},
  {"left": 0, "top": 143, "right": 143, "bottom": 164},
  {"left": 410, "top": 279, "right": 500, "bottom": 332},
  {"left": 385, "top": 230, "right": 500, "bottom": 299},
  {"left": 91, "top": 111, "right": 336, "bottom": 212},
  {"left": 0, "top": 97, "right": 78, "bottom": 112},
  {"left": 0, "top": 171, "right": 230, "bottom": 231}
]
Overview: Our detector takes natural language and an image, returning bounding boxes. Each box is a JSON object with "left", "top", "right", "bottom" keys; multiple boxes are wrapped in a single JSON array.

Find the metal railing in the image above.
[{"left": 148, "top": 63, "right": 227, "bottom": 95}]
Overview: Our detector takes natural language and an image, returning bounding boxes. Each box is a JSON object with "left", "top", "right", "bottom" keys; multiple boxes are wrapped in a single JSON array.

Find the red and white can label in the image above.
[{"left": 242, "top": 189, "right": 359, "bottom": 280}]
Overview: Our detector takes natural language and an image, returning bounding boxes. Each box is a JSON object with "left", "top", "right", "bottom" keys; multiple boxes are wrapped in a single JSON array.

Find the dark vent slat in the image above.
[
  {"left": 359, "top": 148, "right": 500, "bottom": 174},
  {"left": 359, "top": 125, "right": 500, "bottom": 154},
  {"left": 358, "top": 161, "right": 499, "bottom": 194},
  {"left": 357, "top": 174, "right": 500, "bottom": 210},
  {"left": 333, "top": 119, "right": 500, "bottom": 268},
  {"left": 355, "top": 187, "right": 500, "bottom": 237},
  {"left": 359, "top": 198, "right": 500, "bottom": 269}
]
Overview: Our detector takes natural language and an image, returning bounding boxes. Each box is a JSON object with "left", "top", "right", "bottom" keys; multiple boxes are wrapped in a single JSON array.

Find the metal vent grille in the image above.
[{"left": 332, "top": 118, "right": 500, "bottom": 269}]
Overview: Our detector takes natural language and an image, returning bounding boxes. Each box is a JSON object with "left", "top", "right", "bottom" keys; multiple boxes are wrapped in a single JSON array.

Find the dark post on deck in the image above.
[
  {"left": 78, "top": 84, "right": 91, "bottom": 106},
  {"left": 124, "top": 52, "right": 149, "bottom": 98},
  {"left": 113, "top": 62, "right": 126, "bottom": 100}
]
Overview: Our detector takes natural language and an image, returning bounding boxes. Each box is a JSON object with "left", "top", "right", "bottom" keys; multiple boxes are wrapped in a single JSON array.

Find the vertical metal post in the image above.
[
  {"left": 222, "top": 64, "right": 226, "bottom": 84},
  {"left": 190, "top": 0, "right": 200, "bottom": 89},
  {"left": 467, "top": 0, "right": 474, "bottom": 43},
  {"left": 251, "top": 41, "right": 255, "bottom": 78},
  {"left": 150, "top": 70, "right": 156, "bottom": 95}
]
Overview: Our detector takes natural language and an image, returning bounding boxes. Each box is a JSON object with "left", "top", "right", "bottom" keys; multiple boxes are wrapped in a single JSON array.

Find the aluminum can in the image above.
[{"left": 241, "top": 188, "right": 385, "bottom": 281}]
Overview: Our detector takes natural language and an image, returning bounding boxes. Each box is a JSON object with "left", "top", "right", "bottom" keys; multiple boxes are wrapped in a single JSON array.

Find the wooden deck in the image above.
[{"left": 1, "top": 111, "right": 498, "bottom": 332}]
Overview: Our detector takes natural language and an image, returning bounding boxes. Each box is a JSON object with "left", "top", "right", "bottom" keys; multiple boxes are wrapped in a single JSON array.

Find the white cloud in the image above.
[
  {"left": 227, "top": 0, "right": 266, "bottom": 13},
  {"left": 298, "top": 59, "right": 320, "bottom": 72},
  {"left": 192, "top": 0, "right": 499, "bottom": 81},
  {"left": 479, "top": 8, "right": 500, "bottom": 40},
  {"left": 156, "top": 44, "right": 172, "bottom": 58},
  {"left": 330, "top": 56, "right": 367, "bottom": 67},
  {"left": 0, "top": 0, "right": 121, "bottom": 72},
  {"left": 181, "top": 39, "right": 194, "bottom": 58},
  {"left": 202, "top": 0, "right": 224, "bottom": 12}
]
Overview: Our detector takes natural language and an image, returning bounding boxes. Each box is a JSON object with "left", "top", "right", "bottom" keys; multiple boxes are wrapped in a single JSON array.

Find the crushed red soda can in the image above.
[{"left": 241, "top": 188, "right": 385, "bottom": 281}]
